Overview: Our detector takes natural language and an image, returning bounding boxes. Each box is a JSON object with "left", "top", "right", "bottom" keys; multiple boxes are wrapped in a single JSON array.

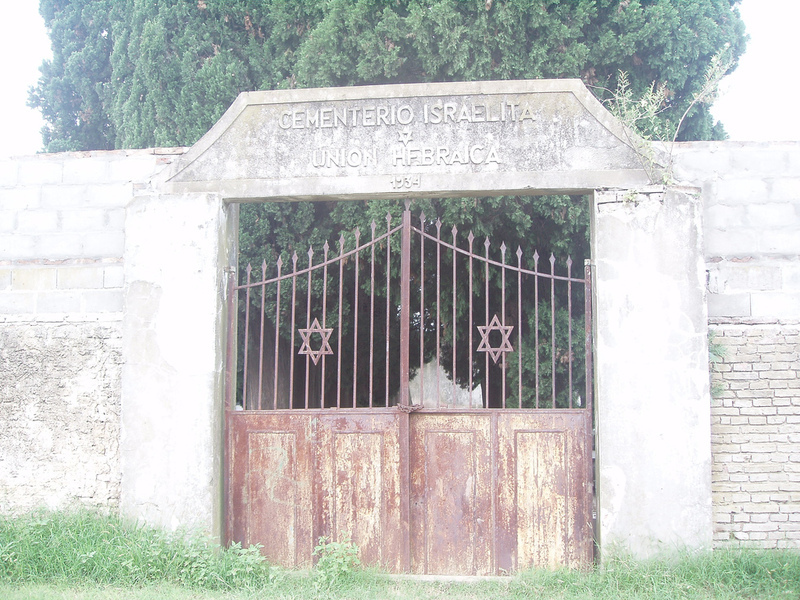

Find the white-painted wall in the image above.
[
  {"left": 121, "top": 190, "right": 235, "bottom": 536},
  {"left": 592, "top": 187, "right": 712, "bottom": 557}
]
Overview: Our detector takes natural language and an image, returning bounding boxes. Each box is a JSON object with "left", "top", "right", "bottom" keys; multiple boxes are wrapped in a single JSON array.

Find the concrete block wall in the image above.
[
  {"left": 0, "top": 149, "right": 183, "bottom": 513},
  {"left": 0, "top": 150, "right": 181, "bottom": 318},
  {"left": 674, "top": 142, "right": 800, "bottom": 320},
  {"left": 675, "top": 142, "right": 800, "bottom": 550},
  {"left": 0, "top": 321, "right": 122, "bottom": 513}
]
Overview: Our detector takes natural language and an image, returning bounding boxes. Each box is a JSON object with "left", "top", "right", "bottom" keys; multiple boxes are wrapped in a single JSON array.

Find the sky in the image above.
[{"left": 0, "top": 0, "right": 798, "bottom": 159}]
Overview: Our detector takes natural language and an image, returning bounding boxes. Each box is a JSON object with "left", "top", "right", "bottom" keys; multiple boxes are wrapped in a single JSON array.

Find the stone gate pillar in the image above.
[
  {"left": 592, "top": 186, "right": 712, "bottom": 558},
  {"left": 121, "top": 190, "right": 237, "bottom": 536}
]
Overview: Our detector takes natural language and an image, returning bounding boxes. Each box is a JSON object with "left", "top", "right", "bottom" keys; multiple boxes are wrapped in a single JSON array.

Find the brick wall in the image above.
[
  {"left": 0, "top": 149, "right": 182, "bottom": 513},
  {"left": 674, "top": 142, "right": 800, "bottom": 549},
  {"left": 709, "top": 320, "right": 800, "bottom": 549}
]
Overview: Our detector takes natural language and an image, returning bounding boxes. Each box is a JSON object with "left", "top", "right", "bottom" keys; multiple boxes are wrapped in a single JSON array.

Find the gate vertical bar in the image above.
[
  {"left": 517, "top": 248, "right": 523, "bottom": 408},
  {"left": 550, "top": 253, "right": 556, "bottom": 408},
  {"left": 321, "top": 242, "right": 329, "bottom": 408},
  {"left": 242, "top": 265, "right": 252, "bottom": 409},
  {"left": 369, "top": 221, "right": 376, "bottom": 407},
  {"left": 534, "top": 251, "right": 540, "bottom": 408},
  {"left": 224, "top": 268, "right": 237, "bottom": 411},
  {"left": 400, "top": 204, "right": 411, "bottom": 406},
  {"left": 484, "top": 238, "right": 490, "bottom": 407},
  {"left": 584, "top": 260, "right": 594, "bottom": 415},
  {"left": 289, "top": 253, "right": 298, "bottom": 407},
  {"left": 451, "top": 225, "right": 457, "bottom": 407},
  {"left": 258, "top": 261, "right": 267, "bottom": 410},
  {"left": 567, "top": 257, "right": 573, "bottom": 408},
  {"left": 399, "top": 202, "right": 412, "bottom": 571},
  {"left": 468, "top": 232, "right": 474, "bottom": 407},
  {"left": 304, "top": 247, "right": 313, "bottom": 409},
  {"left": 338, "top": 235, "right": 345, "bottom": 409},
  {"left": 419, "top": 213, "right": 425, "bottom": 405},
  {"left": 352, "top": 229, "right": 361, "bottom": 408},
  {"left": 385, "top": 215, "right": 392, "bottom": 407},
  {"left": 435, "top": 219, "right": 442, "bottom": 407},
  {"left": 223, "top": 267, "right": 236, "bottom": 547},
  {"left": 273, "top": 258, "right": 282, "bottom": 410},
  {"left": 501, "top": 243, "right": 507, "bottom": 409}
]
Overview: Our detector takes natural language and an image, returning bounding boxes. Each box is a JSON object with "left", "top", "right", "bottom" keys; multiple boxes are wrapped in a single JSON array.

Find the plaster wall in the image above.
[
  {"left": 121, "top": 190, "right": 235, "bottom": 536},
  {"left": 0, "top": 149, "right": 182, "bottom": 513},
  {"left": 592, "top": 187, "right": 712, "bottom": 557}
]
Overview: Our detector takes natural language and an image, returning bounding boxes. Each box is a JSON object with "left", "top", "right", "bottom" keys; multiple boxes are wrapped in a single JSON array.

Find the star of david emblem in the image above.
[
  {"left": 398, "top": 128, "right": 413, "bottom": 146},
  {"left": 477, "top": 315, "right": 514, "bottom": 364},
  {"left": 298, "top": 318, "right": 334, "bottom": 365}
]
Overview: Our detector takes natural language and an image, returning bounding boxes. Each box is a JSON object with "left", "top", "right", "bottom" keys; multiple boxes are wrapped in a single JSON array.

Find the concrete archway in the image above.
[{"left": 123, "top": 80, "right": 711, "bottom": 560}]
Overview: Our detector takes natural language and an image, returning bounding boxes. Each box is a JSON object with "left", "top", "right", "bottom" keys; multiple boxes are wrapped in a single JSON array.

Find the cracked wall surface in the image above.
[{"left": 0, "top": 321, "right": 121, "bottom": 512}]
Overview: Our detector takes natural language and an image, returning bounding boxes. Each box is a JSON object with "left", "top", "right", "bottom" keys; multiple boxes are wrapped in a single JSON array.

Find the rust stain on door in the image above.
[
  {"left": 227, "top": 412, "right": 314, "bottom": 567},
  {"left": 423, "top": 431, "right": 477, "bottom": 574},
  {"left": 496, "top": 412, "right": 593, "bottom": 570},
  {"left": 409, "top": 413, "right": 493, "bottom": 575},
  {"left": 515, "top": 430, "right": 568, "bottom": 569},
  {"left": 312, "top": 411, "right": 406, "bottom": 572},
  {"left": 227, "top": 409, "right": 592, "bottom": 574},
  {"left": 246, "top": 432, "right": 297, "bottom": 566},
  {"left": 332, "top": 432, "right": 384, "bottom": 564}
]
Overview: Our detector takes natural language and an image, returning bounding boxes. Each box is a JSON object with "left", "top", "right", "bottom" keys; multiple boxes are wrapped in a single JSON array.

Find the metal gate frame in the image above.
[{"left": 223, "top": 202, "right": 594, "bottom": 574}]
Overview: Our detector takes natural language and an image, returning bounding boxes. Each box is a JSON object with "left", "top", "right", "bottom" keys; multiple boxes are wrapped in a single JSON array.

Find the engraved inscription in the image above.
[
  {"left": 282, "top": 100, "right": 538, "bottom": 130},
  {"left": 391, "top": 145, "right": 500, "bottom": 167},
  {"left": 293, "top": 98, "right": 538, "bottom": 170},
  {"left": 311, "top": 147, "right": 378, "bottom": 168},
  {"left": 390, "top": 175, "right": 421, "bottom": 190},
  {"left": 280, "top": 104, "right": 415, "bottom": 129}
]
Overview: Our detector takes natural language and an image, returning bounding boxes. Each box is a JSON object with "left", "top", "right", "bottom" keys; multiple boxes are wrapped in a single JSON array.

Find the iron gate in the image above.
[{"left": 224, "top": 203, "right": 594, "bottom": 574}]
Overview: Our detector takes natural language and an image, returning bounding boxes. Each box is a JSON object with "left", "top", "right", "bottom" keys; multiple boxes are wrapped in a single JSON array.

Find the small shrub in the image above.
[{"left": 312, "top": 535, "right": 361, "bottom": 591}]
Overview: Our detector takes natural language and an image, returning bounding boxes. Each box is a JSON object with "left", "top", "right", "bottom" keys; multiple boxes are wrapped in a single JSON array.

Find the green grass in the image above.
[
  {"left": 0, "top": 510, "right": 271, "bottom": 590},
  {"left": 1, "top": 510, "right": 799, "bottom": 599}
]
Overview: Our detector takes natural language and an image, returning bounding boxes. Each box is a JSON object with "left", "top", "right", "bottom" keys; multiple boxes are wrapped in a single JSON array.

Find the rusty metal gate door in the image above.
[{"left": 224, "top": 203, "right": 594, "bottom": 574}]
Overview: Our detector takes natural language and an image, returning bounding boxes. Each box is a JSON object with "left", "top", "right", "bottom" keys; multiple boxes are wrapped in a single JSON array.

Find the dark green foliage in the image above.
[
  {"left": 237, "top": 197, "right": 588, "bottom": 408},
  {"left": 31, "top": 0, "right": 747, "bottom": 402},
  {"left": 29, "top": 0, "right": 115, "bottom": 152},
  {"left": 32, "top": 0, "right": 746, "bottom": 151}
]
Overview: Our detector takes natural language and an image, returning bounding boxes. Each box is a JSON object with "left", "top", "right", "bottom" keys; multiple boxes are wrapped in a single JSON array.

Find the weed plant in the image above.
[
  {"left": 0, "top": 510, "right": 271, "bottom": 589},
  {"left": 312, "top": 535, "right": 361, "bottom": 592}
]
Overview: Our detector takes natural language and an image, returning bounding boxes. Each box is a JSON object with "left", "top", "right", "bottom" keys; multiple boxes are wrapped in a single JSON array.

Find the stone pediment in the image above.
[{"left": 160, "top": 79, "right": 655, "bottom": 201}]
